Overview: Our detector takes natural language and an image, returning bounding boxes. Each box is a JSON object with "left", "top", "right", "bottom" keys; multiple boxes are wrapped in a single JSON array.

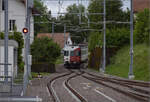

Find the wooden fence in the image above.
[{"left": 88, "top": 47, "right": 118, "bottom": 70}]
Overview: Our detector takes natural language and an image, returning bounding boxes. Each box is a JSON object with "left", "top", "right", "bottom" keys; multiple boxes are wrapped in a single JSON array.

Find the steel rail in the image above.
[
  {"left": 81, "top": 71, "right": 150, "bottom": 102},
  {"left": 82, "top": 75, "right": 149, "bottom": 102},
  {"left": 65, "top": 71, "right": 87, "bottom": 102},
  {"left": 86, "top": 72, "right": 150, "bottom": 87},
  {"left": 87, "top": 76, "right": 150, "bottom": 95},
  {"left": 47, "top": 72, "right": 73, "bottom": 102},
  {"left": 47, "top": 70, "right": 87, "bottom": 102}
]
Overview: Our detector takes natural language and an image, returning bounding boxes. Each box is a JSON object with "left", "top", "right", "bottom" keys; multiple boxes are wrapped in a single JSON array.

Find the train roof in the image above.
[{"left": 63, "top": 45, "right": 79, "bottom": 51}]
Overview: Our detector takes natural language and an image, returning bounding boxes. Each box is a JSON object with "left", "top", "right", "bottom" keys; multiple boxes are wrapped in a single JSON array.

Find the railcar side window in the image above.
[
  {"left": 64, "top": 51, "right": 69, "bottom": 56},
  {"left": 76, "top": 50, "right": 81, "bottom": 56}
]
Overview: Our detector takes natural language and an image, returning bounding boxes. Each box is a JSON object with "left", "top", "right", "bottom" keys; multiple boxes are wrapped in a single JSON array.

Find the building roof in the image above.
[
  {"left": 37, "top": 33, "right": 70, "bottom": 48},
  {"left": 133, "top": 0, "right": 150, "bottom": 13}
]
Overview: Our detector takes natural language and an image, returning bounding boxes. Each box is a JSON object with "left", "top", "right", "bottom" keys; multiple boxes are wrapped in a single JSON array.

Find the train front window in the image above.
[
  {"left": 70, "top": 51, "right": 74, "bottom": 56},
  {"left": 64, "top": 51, "right": 69, "bottom": 56}
]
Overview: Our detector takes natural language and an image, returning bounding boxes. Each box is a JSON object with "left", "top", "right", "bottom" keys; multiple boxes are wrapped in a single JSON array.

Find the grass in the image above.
[
  {"left": 14, "top": 72, "right": 50, "bottom": 83},
  {"left": 14, "top": 73, "right": 24, "bottom": 84},
  {"left": 31, "top": 72, "right": 50, "bottom": 78},
  {"left": 106, "top": 44, "right": 149, "bottom": 81},
  {"left": 55, "top": 55, "right": 64, "bottom": 65}
]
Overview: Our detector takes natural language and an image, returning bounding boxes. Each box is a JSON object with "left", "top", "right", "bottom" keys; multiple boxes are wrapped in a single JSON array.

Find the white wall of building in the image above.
[
  {"left": 0, "top": 0, "right": 34, "bottom": 42},
  {"left": 0, "top": 0, "right": 34, "bottom": 63},
  {"left": 0, "top": 46, "right": 14, "bottom": 81}
]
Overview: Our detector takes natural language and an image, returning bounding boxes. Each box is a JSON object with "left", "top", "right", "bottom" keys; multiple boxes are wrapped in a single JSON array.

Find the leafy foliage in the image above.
[
  {"left": 134, "top": 8, "right": 150, "bottom": 44},
  {"left": 88, "top": 32, "right": 101, "bottom": 52},
  {"left": 0, "top": 32, "right": 24, "bottom": 71},
  {"left": 88, "top": 0, "right": 130, "bottom": 52},
  {"left": 106, "top": 44, "right": 149, "bottom": 81},
  {"left": 58, "top": 4, "right": 89, "bottom": 43},
  {"left": 88, "top": 0, "right": 130, "bottom": 29},
  {"left": 34, "top": 0, "right": 52, "bottom": 36},
  {"left": 88, "top": 28, "right": 130, "bottom": 51},
  {"left": 65, "top": 4, "right": 87, "bottom": 25},
  {"left": 105, "top": 28, "right": 130, "bottom": 47},
  {"left": 31, "top": 37, "right": 61, "bottom": 63}
]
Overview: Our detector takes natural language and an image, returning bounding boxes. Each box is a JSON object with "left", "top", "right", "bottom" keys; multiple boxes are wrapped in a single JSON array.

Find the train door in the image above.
[{"left": 64, "top": 50, "right": 70, "bottom": 65}]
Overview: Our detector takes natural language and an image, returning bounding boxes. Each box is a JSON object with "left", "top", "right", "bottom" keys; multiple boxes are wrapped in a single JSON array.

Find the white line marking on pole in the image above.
[
  {"left": 63, "top": 81, "right": 81, "bottom": 102},
  {"left": 94, "top": 89, "right": 117, "bottom": 102}
]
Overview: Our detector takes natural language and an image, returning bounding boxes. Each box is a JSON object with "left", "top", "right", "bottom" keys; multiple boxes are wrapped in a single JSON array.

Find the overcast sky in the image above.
[{"left": 43, "top": 0, "right": 130, "bottom": 17}]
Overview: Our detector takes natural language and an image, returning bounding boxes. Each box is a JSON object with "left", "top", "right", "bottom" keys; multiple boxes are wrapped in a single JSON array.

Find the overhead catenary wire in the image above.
[
  {"left": 37, "top": 0, "right": 132, "bottom": 75},
  {"left": 31, "top": 0, "right": 131, "bottom": 30},
  {"left": 33, "top": 13, "right": 104, "bottom": 16},
  {"left": 42, "top": 0, "right": 129, "bottom": 1}
]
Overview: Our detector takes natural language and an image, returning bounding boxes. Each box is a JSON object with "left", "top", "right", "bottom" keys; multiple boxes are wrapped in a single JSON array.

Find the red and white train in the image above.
[{"left": 63, "top": 44, "right": 88, "bottom": 68}]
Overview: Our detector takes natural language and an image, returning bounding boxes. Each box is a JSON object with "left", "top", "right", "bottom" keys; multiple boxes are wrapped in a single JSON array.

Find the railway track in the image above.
[
  {"left": 47, "top": 68, "right": 149, "bottom": 102},
  {"left": 86, "top": 72, "right": 150, "bottom": 87},
  {"left": 47, "top": 72, "right": 72, "bottom": 102},
  {"left": 47, "top": 70, "right": 87, "bottom": 102},
  {"left": 82, "top": 71, "right": 150, "bottom": 102},
  {"left": 65, "top": 71, "right": 87, "bottom": 102},
  {"left": 85, "top": 75, "right": 150, "bottom": 94}
]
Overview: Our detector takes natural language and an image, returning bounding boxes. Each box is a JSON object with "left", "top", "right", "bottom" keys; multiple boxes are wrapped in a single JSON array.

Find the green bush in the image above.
[
  {"left": 106, "top": 28, "right": 130, "bottom": 47},
  {"left": 134, "top": 8, "right": 150, "bottom": 44},
  {"left": 106, "top": 44, "right": 149, "bottom": 81},
  {"left": 13, "top": 32, "right": 24, "bottom": 71},
  {"left": 88, "top": 31, "right": 101, "bottom": 52},
  {"left": 31, "top": 37, "right": 61, "bottom": 64},
  {"left": 88, "top": 28, "right": 130, "bottom": 52}
]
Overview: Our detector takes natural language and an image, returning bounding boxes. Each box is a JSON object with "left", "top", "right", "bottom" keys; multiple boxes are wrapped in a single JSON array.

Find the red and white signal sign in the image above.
[{"left": 23, "top": 28, "right": 28, "bottom": 34}]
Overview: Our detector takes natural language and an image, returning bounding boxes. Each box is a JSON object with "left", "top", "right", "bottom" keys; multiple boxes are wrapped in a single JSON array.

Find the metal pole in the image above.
[
  {"left": 4, "top": 0, "right": 9, "bottom": 83},
  {"left": 23, "top": 0, "right": 30, "bottom": 94},
  {"left": 28, "top": 8, "right": 31, "bottom": 77},
  {"left": 26, "top": 0, "right": 32, "bottom": 77},
  {"left": 128, "top": 0, "right": 134, "bottom": 79},
  {"left": 101, "top": 0, "right": 106, "bottom": 73},
  {"left": 64, "top": 24, "right": 66, "bottom": 47},
  {"left": 52, "top": 22, "right": 54, "bottom": 38}
]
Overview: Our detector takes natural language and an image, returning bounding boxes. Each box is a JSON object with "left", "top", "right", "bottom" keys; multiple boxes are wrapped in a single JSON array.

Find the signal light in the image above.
[{"left": 23, "top": 28, "right": 28, "bottom": 34}]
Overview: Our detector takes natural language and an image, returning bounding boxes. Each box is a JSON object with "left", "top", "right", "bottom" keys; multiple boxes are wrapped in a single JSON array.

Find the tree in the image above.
[
  {"left": 88, "top": 0, "right": 130, "bottom": 29},
  {"left": 62, "top": 4, "right": 89, "bottom": 43},
  {"left": 88, "top": 31, "right": 101, "bottom": 51},
  {"left": 88, "top": 28, "right": 130, "bottom": 51},
  {"left": 65, "top": 4, "right": 87, "bottom": 25},
  {"left": 34, "top": 0, "right": 53, "bottom": 36},
  {"left": 31, "top": 37, "right": 61, "bottom": 63},
  {"left": 134, "top": 8, "right": 150, "bottom": 44},
  {"left": 88, "top": 0, "right": 130, "bottom": 51}
]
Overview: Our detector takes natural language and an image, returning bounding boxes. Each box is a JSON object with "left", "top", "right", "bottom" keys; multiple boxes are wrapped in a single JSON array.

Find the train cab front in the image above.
[
  {"left": 64, "top": 50, "right": 70, "bottom": 67},
  {"left": 70, "top": 49, "right": 81, "bottom": 67}
]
